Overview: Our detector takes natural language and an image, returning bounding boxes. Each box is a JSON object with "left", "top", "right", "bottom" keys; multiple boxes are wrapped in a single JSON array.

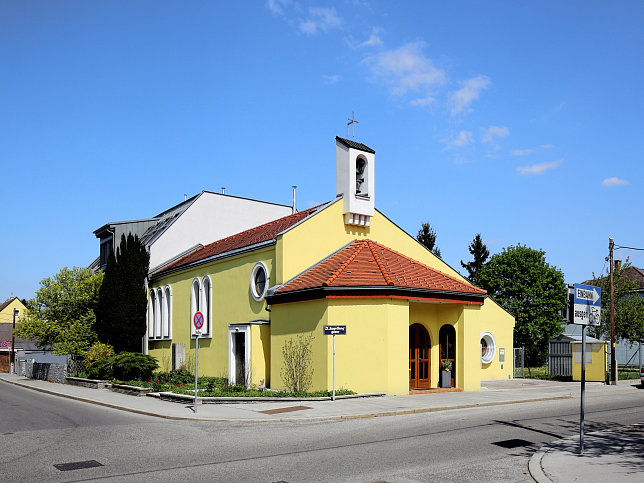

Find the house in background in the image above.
[
  {"left": 0, "top": 297, "right": 26, "bottom": 372},
  {"left": 564, "top": 266, "right": 644, "bottom": 367},
  {"left": 91, "top": 191, "right": 294, "bottom": 274},
  {"left": 146, "top": 137, "right": 515, "bottom": 395}
]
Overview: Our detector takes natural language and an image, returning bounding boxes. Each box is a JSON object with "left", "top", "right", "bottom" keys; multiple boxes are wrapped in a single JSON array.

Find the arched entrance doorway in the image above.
[
  {"left": 409, "top": 324, "right": 431, "bottom": 389},
  {"left": 439, "top": 324, "right": 456, "bottom": 388}
]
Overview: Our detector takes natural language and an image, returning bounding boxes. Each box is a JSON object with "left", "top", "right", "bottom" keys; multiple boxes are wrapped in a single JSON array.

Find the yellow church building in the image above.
[{"left": 147, "top": 137, "right": 515, "bottom": 395}]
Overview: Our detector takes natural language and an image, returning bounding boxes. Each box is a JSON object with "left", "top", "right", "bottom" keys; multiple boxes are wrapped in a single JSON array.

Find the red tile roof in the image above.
[
  {"left": 274, "top": 239, "right": 486, "bottom": 300},
  {"left": 154, "top": 205, "right": 321, "bottom": 276}
]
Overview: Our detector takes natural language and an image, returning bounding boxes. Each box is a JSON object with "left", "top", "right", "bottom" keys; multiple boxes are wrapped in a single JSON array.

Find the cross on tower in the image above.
[{"left": 346, "top": 111, "right": 359, "bottom": 138}]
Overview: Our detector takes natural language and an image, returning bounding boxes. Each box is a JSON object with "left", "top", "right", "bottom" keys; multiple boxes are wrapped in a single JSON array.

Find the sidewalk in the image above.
[
  {"left": 0, "top": 372, "right": 585, "bottom": 422},
  {"left": 1, "top": 372, "right": 642, "bottom": 482}
]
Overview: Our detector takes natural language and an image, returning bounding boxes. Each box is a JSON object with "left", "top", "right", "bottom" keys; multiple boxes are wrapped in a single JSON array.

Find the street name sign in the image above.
[
  {"left": 324, "top": 325, "right": 346, "bottom": 335},
  {"left": 573, "top": 283, "right": 601, "bottom": 326}
]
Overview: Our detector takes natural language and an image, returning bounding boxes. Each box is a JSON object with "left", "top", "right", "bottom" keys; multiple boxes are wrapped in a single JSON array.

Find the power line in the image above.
[{"left": 615, "top": 245, "right": 644, "bottom": 251}]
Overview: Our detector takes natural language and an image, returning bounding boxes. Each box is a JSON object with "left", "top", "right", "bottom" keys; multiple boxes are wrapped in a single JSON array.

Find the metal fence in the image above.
[
  {"left": 549, "top": 340, "right": 572, "bottom": 376},
  {"left": 513, "top": 347, "right": 525, "bottom": 378}
]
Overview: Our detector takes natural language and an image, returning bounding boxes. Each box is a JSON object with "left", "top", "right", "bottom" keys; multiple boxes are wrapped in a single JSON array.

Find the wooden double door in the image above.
[{"left": 409, "top": 324, "right": 431, "bottom": 389}]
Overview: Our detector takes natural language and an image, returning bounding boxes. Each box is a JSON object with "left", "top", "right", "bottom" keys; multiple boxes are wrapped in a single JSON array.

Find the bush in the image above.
[
  {"left": 110, "top": 352, "right": 158, "bottom": 381},
  {"left": 280, "top": 334, "right": 314, "bottom": 393},
  {"left": 85, "top": 342, "right": 114, "bottom": 365},
  {"left": 86, "top": 359, "right": 113, "bottom": 380},
  {"left": 86, "top": 352, "right": 158, "bottom": 381}
]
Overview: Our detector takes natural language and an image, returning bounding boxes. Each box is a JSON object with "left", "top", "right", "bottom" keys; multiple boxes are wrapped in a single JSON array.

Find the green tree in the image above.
[
  {"left": 13, "top": 267, "right": 103, "bottom": 357},
  {"left": 460, "top": 233, "right": 489, "bottom": 284},
  {"left": 416, "top": 221, "right": 441, "bottom": 258},
  {"left": 588, "top": 261, "right": 642, "bottom": 342},
  {"left": 95, "top": 233, "right": 150, "bottom": 353},
  {"left": 477, "top": 244, "right": 567, "bottom": 367},
  {"left": 614, "top": 294, "right": 644, "bottom": 343}
]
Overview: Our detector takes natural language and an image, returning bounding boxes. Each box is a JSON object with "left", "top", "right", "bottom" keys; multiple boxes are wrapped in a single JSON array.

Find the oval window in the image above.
[
  {"left": 481, "top": 332, "right": 496, "bottom": 364},
  {"left": 250, "top": 262, "right": 269, "bottom": 301}
]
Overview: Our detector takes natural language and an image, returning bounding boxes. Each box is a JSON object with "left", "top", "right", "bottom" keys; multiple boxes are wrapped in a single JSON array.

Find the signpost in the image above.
[
  {"left": 323, "top": 325, "right": 346, "bottom": 400},
  {"left": 571, "top": 283, "right": 601, "bottom": 454},
  {"left": 193, "top": 311, "right": 204, "bottom": 413}
]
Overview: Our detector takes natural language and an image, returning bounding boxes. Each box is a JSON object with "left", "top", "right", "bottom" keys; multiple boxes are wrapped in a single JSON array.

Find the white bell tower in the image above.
[{"left": 335, "top": 136, "right": 375, "bottom": 227}]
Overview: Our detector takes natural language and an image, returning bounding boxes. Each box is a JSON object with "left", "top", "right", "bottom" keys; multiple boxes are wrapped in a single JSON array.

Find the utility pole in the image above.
[
  {"left": 11, "top": 308, "right": 18, "bottom": 374},
  {"left": 609, "top": 237, "right": 616, "bottom": 385}
]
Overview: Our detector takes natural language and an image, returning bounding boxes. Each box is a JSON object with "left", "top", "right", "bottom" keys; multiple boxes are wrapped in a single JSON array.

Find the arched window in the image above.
[
  {"left": 163, "top": 286, "right": 172, "bottom": 339},
  {"left": 148, "top": 290, "right": 156, "bottom": 338},
  {"left": 355, "top": 155, "right": 369, "bottom": 196},
  {"left": 191, "top": 278, "right": 201, "bottom": 338},
  {"left": 155, "top": 288, "right": 162, "bottom": 338},
  {"left": 202, "top": 276, "right": 212, "bottom": 336}
]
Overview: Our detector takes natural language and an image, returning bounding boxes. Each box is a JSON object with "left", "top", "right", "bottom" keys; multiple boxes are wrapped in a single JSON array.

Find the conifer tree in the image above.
[
  {"left": 416, "top": 222, "right": 441, "bottom": 258},
  {"left": 460, "top": 233, "right": 490, "bottom": 284},
  {"left": 95, "top": 234, "right": 150, "bottom": 353}
]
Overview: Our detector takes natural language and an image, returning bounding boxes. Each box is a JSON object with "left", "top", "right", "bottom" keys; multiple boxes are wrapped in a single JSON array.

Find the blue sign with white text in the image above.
[{"left": 573, "top": 283, "right": 601, "bottom": 307}]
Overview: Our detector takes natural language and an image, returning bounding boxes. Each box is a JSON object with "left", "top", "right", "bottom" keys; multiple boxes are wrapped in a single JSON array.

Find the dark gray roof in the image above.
[{"left": 335, "top": 136, "right": 375, "bottom": 154}]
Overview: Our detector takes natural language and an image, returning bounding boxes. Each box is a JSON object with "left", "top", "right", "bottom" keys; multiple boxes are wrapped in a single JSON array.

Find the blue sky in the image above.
[{"left": 1, "top": 1, "right": 642, "bottom": 300}]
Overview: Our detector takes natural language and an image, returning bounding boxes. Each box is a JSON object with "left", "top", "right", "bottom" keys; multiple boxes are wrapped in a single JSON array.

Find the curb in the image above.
[
  {"left": 0, "top": 376, "right": 572, "bottom": 423},
  {"left": 528, "top": 445, "right": 551, "bottom": 483}
]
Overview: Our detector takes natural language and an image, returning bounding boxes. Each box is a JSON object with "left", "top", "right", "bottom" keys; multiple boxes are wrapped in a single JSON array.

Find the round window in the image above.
[
  {"left": 250, "top": 262, "right": 269, "bottom": 301},
  {"left": 480, "top": 332, "right": 496, "bottom": 364}
]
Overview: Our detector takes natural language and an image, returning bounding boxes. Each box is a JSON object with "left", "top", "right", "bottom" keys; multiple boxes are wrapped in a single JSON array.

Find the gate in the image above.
[
  {"left": 549, "top": 339, "right": 572, "bottom": 376},
  {"left": 513, "top": 347, "right": 524, "bottom": 378}
]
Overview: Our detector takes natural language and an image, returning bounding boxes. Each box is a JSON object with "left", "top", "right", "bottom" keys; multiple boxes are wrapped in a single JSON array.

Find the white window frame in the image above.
[
  {"left": 190, "top": 276, "right": 212, "bottom": 339},
  {"left": 480, "top": 331, "right": 496, "bottom": 364},
  {"left": 148, "top": 290, "right": 156, "bottom": 338},
  {"left": 228, "top": 325, "right": 251, "bottom": 387},
  {"left": 202, "top": 276, "right": 212, "bottom": 338},
  {"left": 250, "top": 262, "right": 269, "bottom": 301},
  {"left": 155, "top": 288, "right": 162, "bottom": 338},
  {"left": 163, "top": 285, "right": 172, "bottom": 339}
]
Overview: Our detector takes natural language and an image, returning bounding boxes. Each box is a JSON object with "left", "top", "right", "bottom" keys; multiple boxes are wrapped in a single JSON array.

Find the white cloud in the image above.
[
  {"left": 511, "top": 144, "right": 554, "bottom": 156},
  {"left": 517, "top": 160, "right": 560, "bottom": 176},
  {"left": 358, "top": 27, "right": 383, "bottom": 47},
  {"left": 322, "top": 74, "right": 341, "bottom": 85},
  {"left": 299, "top": 7, "right": 342, "bottom": 35},
  {"left": 448, "top": 75, "right": 490, "bottom": 116},
  {"left": 267, "top": 0, "right": 291, "bottom": 16},
  {"left": 362, "top": 42, "right": 446, "bottom": 104},
  {"left": 511, "top": 148, "right": 536, "bottom": 156},
  {"left": 482, "top": 125, "right": 509, "bottom": 144},
  {"left": 602, "top": 177, "right": 629, "bottom": 187},
  {"left": 443, "top": 130, "right": 473, "bottom": 151}
]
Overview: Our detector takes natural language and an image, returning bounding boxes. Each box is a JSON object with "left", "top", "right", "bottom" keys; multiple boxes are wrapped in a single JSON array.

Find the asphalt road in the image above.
[{"left": 1, "top": 382, "right": 643, "bottom": 482}]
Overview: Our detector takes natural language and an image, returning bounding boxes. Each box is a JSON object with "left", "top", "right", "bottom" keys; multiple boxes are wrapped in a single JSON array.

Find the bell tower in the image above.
[{"left": 335, "top": 136, "right": 375, "bottom": 227}]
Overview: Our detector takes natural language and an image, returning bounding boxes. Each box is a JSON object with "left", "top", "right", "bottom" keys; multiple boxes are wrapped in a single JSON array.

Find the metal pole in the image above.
[
  {"left": 332, "top": 333, "right": 336, "bottom": 401},
  {"left": 580, "top": 325, "right": 586, "bottom": 454},
  {"left": 194, "top": 334, "right": 199, "bottom": 413},
  {"left": 11, "top": 308, "right": 17, "bottom": 374},
  {"left": 609, "top": 237, "right": 616, "bottom": 385}
]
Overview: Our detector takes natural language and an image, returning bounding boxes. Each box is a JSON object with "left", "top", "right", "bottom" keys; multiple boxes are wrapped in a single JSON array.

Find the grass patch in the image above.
[{"left": 121, "top": 371, "right": 356, "bottom": 397}]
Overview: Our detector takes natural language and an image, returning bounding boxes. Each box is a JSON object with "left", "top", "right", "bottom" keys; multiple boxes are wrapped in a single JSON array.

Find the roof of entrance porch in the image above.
[{"left": 267, "top": 239, "right": 487, "bottom": 305}]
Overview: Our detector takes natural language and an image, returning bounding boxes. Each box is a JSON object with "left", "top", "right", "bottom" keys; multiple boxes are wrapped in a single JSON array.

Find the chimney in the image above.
[
  {"left": 292, "top": 185, "right": 297, "bottom": 214},
  {"left": 221, "top": 187, "right": 226, "bottom": 194}
]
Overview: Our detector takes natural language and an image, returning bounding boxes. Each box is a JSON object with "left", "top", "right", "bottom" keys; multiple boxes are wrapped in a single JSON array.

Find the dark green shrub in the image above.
[
  {"left": 86, "top": 359, "right": 113, "bottom": 380},
  {"left": 110, "top": 352, "right": 158, "bottom": 381}
]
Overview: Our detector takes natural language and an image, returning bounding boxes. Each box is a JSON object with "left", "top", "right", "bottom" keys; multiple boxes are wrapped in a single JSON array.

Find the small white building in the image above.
[{"left": 92, "top": 191, "right": 293, "bottom": 273}]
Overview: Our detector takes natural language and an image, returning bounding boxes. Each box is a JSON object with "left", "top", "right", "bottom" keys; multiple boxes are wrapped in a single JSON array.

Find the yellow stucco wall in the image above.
[
  {"left": 250, "top": 323, "right": 271, "bottom": 386},
  {"left": 277, "top": 199, "right": 469, "bottom": 285},
  {"left": 148, "top": 247, "right": 274, "bottom": 385},
  {"left": 270, "top": 298, "right": 409, "bottom": 395},
  {"left": 269, "top": 299, "right": 329, "bottom": 392},
  {"left": 572, "top": 342, "right": 607, "bottom": 382}
]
